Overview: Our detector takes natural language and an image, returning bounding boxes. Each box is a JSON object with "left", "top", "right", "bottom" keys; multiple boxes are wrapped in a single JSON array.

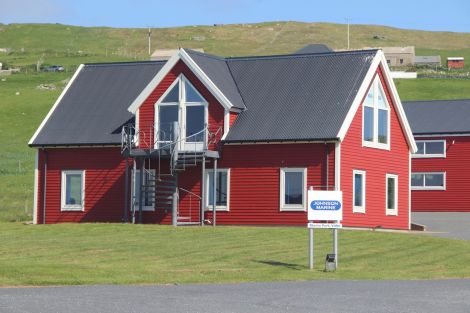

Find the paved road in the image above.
[
  {"left": 1, "top": 280, "right": 470, "bottom": 313},
  {"left": 412, "top": 212, "right": 470, "bottom": 240}
]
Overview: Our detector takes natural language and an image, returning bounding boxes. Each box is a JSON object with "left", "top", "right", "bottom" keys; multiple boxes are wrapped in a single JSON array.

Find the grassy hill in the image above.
[
  {"left": 1, "top": 21, "right": 470, "bottom": 222},
  {"left": 1, "top": 22, "right": 470, "bottom": 69}
]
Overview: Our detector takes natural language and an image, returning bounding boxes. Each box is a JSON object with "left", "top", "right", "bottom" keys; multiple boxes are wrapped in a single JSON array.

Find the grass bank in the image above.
[{"left": 0, "top": 223, "right": 469, "bottom": 286}]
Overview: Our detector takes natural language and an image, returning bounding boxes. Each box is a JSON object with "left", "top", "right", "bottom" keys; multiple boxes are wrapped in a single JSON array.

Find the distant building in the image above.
[
  {"left": 414, "top": 55, "right": 441, "bottom": 68},
  {"left": 382, "top": 46, "right": 415, "bottom": 67},
  {"left": 447, "top": 57, "right": 464, "bottom": 69},
  {"left": 295, "top": 44, "right": 332, "bottom": 54},
  {"left": 150, "top": 48, "right": 204, "bottom": 61}
]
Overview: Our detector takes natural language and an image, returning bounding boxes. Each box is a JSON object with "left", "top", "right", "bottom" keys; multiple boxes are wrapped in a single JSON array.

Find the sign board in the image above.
[
  {"left": 307, "top": 190, "right": 343, "bottom": 221},
  {"left": 307, "top": 222, "right": 342, "bottom": 229}
]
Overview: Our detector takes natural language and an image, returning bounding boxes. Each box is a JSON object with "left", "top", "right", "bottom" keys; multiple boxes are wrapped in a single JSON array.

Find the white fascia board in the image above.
[
  {"left": 128, "top": 48, "right": 234, "bottom": 114},
  {"left": 336, "top": 50, "right": 417, "bottom": 153},
  {"left": 28, "top": 64, "right": 85, "bottom": 145},
  {"left": 377, "top": 51, "right": 417, "bottom": 153},
  {"left": 127, "top": 52, "right": 181, "bottom": 114}
]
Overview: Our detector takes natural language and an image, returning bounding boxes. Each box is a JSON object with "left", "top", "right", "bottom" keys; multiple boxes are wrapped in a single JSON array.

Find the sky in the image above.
[{"left": 1, "top": 0, "right": 469, "bottom": 33}]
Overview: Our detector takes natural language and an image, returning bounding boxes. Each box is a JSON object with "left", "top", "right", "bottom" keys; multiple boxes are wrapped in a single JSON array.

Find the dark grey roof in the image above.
[
  {"left": 295, "top": 44, "right": 332, "bottom": 54},
  {"left": 224, "top": 50, "right": 377, "bottom": 142},
  {"left": 183, "top": 49, "right": 245, "bottom": 110},
  {"left": 30, "top": 61, "right": 165, "bottom": 146},
  {"left": 403, "top": 99, "right": 470, "bottom": 135}
]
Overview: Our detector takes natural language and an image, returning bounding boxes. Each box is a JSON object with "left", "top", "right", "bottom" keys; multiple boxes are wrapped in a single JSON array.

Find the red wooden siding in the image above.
[
  {"left": 201, "top": 143, "right": 336, "bottom": 225},
  {"left": 340, "top": 67, "right": 411, "bottom": 230},
  {"left": 411, "top": 136, "right": 470, "bottom": 212},
  {"left": 137, "top": 60, "right": 225, "bottom": 151},
  {"left": 36, "top": 148, "right": 128, "bottom": 224}
]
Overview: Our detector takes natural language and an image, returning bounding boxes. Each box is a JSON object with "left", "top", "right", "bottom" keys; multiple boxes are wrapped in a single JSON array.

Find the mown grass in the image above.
[{"left": 0, "top": 223, "right": 469, "bottom": 286}]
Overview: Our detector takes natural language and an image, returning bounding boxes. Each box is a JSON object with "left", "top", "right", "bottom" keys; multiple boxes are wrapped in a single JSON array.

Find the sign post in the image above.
[{"left": 307, "top": 188, "right": 343, "bottom": 270}]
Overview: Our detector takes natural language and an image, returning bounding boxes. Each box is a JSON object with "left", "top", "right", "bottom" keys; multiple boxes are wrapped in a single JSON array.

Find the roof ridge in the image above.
[
  {"left": 84, "top": 60, "right": 166, "bottom": 67},
  {"left": 226, "top": 49, "right": 379, "bottom": 62},
  {"left": 183, "top": 48, "right": 226, "bottom": 61},
  {"left": 404, "top": 98, "right": 470, "bottom": 103}
]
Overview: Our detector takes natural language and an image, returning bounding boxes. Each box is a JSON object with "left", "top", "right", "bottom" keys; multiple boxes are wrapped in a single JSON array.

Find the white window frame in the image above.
[
  {"left": 353, "top": 170, "right": 366, "bottom": 213},
  {"left": 411, "top": 172, "right": 446, "bottom": 191},
  {"left": 280, "top": 167, "right": 307, "bottom": 211},
  {"left": 61, "top": 170, "right": 85, "bottom": 211},
  {"left": 132, "top": 169, "right": 156, "bottom": 212},
  {"left": 205, "top": 168, "right": 230, "bottom": 211},
  {"left": 386, "top": 174, "right": 398, "bottom": 216},
  {"left": 362, "top": 76, "right": 391, "bottom": 150},
  {"left": 154, "top": 74, "right": 208, "bottom": 150},
  {"left": 412, "top": 140, "right": 446, "bottom": 158}
]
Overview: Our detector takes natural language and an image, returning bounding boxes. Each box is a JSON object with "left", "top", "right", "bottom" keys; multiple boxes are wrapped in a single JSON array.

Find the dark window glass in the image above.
[
  {"left": 158, "top": 105, "right": 179, "bottom": 142},
  {"left": 387, "top": 177, "right": 396, "bottom": 210},
  {"left": 185, "top": 79, "right": 205, "bottom": 102},
  {"left": 425, "top": 141, "right": 445, "bottom": 155},
  {"left": 162, "top": 82, "right": 179, "bottom": 102},
  {"left": 65, "top": 174, "right": 82, "bottom": 206},
  {"left": 186, "top": 106, "right": 205, "bottom": 142},
  {"left": 411, "top": 174, "right": 424, "bottom": 187},
  {"left": 354, "top": 173, "right": 363, "bottom": 207},
  {"left": 208, "top": 171, "right": 228, "bottom": 206},
  {"left": 284, "top": 171, "right": 303, "bottom": 205},
  {"left": 363, "top": 107, "right": 374, "bottom": 142},
  {"left": 425, "top": 174, "right": 444, "bottom": 187},
  {"left": 378, "top": 109, "right": 388, "bottom": 144},
  {"left": 415, "top": 142, "right": 425, "bottom": 155}
]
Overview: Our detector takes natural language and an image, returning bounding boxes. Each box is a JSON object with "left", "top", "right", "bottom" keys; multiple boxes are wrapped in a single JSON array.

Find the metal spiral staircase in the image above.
[{"left": 121, "top": 122, "right": 221, "bottom": 226}]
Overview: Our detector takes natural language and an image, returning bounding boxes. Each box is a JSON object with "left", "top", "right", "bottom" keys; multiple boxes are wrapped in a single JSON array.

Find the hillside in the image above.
[
  {"left": 1, "top": 21, "right": 470, "bottom": 222},
  {"left": 1, "top": 22, "right": 470, "bottom": 69}
]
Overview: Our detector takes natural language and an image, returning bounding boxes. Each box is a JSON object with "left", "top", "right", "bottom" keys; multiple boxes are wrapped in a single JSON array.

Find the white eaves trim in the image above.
[
  {"left": 127, "top": 48, "right": 234, "bottom": 114},
  {"left": 29, "top": 64, "right": 85, "bottom": 145},
  {"left": 336, "top": 50, "right": 417, "bottom": 153}
]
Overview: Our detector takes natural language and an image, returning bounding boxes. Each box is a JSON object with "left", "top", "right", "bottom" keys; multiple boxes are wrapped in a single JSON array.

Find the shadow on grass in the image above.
[{"left": 254, "top": 260, "right": 303, "bottom": 270}]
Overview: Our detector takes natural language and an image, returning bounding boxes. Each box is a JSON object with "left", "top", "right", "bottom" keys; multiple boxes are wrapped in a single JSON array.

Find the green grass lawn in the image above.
[{"left": 0, "top": 223, "right": 469, "bottom": 286}]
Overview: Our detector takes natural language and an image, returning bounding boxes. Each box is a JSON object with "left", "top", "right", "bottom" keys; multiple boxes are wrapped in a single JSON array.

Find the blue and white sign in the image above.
[{"left": 307, "top": 190, "right": 343, "bottom": 221}]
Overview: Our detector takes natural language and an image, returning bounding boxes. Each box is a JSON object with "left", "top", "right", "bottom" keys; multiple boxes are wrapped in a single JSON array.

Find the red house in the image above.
[
  {"left": 404, "top": 99, "right": 470, "bottom": 212},
  {"left": 29, "top": 48, "right": 416, "bottom": 229},
  {"left": 447, "top": 57, "right": 464, "bottom": 69}
]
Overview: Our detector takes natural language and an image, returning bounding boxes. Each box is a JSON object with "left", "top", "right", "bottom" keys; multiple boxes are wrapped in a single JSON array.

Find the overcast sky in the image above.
[{"left": 1, "top": 0, "right": 469, "bottom": 32}]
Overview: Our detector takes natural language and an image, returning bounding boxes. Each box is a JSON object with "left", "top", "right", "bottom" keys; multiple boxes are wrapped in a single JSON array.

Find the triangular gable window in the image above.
[
  {"left": 184, "top": 79, "right": 205, "bottom": 102},
  {"left": 162, "top": 82, "right": 179, "bottom": 103}
]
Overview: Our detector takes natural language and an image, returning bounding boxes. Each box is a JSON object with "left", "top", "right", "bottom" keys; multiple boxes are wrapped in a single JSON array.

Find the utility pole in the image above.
[
  {"left": 345, "top": 18, "right": 351, "bottom": 50},
  {"left": 148, "top": 27, "right": 152, "bottom": 56}
]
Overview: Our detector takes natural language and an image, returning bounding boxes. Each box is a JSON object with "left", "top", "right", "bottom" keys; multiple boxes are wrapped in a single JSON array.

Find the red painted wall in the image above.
[
  {"left": 411, "top": 136, "right": 470, "bottom": 212},
  {"left": 138, "top": 60, "right": 225, "bottom": 151},
  {"left": 340, "top": 67, "right": 411, "bottom": 230},
  {"left": 36, "top": 148, "right": 128, "bottom": 224},
  {"left": 204, "top": 143, "right": 336, "bottom": 225},
  {"left": 447, "top": 60, "right": 464, "bottom": 69}
]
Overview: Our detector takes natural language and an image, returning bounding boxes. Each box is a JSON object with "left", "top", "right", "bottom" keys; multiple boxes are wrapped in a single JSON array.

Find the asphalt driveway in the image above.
[
  {"left": 1, "top": 280, "right": 470, "bottom": 313},
  {"left": 412, "top": 212, "right": 470, "bottom": 240}
]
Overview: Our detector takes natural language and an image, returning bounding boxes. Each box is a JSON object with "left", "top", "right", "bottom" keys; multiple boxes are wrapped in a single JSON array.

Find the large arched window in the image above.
[
  {"left": 362, "top": 76, "right": 390, "bottom": 149},
  {"left": 155, "top": 75, "right": 207, "bottom": 150}
]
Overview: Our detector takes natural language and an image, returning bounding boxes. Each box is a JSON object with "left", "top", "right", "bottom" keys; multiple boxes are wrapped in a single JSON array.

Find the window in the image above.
[
  {"left": 412, "top": 140, "right": 446, "bottom": 158},
  {"left": 155, "top": 75, "right": 207, "bottom": 150},
  {"left": 400, "top": 59, "right": 404, "bottom": 64},
  {"left": 61, "top": 170, "right": 85, "bottom": 211},
  {"left": 206, "top": 169, "right": 230, "bottom": 211},
  {"left": 411, "top": 172, "right": 445, "bottom": 190},
  {"left": 353, "top": 170, "right": 366, "bottom": 213},
  {"left": 363, "top": 76, "right": 390, "bottom": 149},
  {"left": 280, "top": 168, "right": 307, "bottom": 211},
  {"left": 132, "top": 169, "right": 155, "bottom": 211},
  {"left": 386, "top": 174, "right": 398, "bottom": 215}
]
